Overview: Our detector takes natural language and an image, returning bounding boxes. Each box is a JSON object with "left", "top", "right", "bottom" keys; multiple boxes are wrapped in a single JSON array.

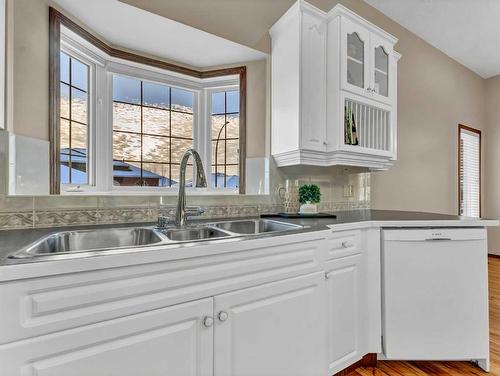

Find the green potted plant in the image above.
[{"left": 298, "top": 184, "right": 321, "bottom": 214}]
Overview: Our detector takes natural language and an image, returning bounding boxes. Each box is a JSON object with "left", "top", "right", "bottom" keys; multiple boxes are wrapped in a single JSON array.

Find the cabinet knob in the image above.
[
  {"left": 203, "top": 316, "right": 214, "bottom": 327},
  {"left": 218, "top": 311, "right": 229, "bottom": 322},
  {"left": 341, "top": 241, "right": 351, "bottom": 248},
  {"left": 323, "top": 140, "right": 329, "bottom": 146},
  {"left": 325, "top": 272, "right": 331, "bottom": 279}
]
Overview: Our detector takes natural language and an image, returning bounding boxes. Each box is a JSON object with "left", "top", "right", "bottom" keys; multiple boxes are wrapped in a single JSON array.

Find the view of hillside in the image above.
[{"left": 60, "top": 96, "right": 239, "bottom": 186}]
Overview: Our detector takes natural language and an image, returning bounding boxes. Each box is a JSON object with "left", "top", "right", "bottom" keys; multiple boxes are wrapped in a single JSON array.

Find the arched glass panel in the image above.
[
  {"left": 374, "top": 46, "right": 389, "bottom": 97},
  {"left": 347, "top": 32, "right": 364, "bottom": 88}
]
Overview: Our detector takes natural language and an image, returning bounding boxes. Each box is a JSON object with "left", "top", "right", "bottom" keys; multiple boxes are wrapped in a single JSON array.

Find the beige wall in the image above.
[
  {"left": 244, "top": 59, "right": 268, "bottom": 158},
  {"left": 485, "top": 75, "right": 500, "bottom": 253},
  {"left": 6, "top": 0, "right": 50, "bottom": 139}
]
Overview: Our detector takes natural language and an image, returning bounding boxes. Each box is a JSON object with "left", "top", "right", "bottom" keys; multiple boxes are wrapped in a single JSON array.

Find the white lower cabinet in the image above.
[
  {"left": 0, "top": 232, "right": 374, "bottom": 376},
  {"left": 0, "top": 273, "right": 328, "bottom": 376},
  {"left": 213, "top": 272, "right": 327, "bottom": 376},
  {"left": 0, "top": 298, "right": 214, "bottom": 376},
  {"left": 1, "top": 226, "right": 490, "bottom": 374},
  {"left": 325, "top": 254, "right": 364, "bottom": 375}
]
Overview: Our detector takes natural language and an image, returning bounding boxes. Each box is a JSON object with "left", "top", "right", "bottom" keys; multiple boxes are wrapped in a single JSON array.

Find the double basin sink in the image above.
[{"left": 10, "top": 219, "right": 303, "bottom": 259}]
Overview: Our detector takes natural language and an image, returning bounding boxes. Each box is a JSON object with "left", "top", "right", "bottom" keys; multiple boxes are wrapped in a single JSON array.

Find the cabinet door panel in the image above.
[
  {"left": 214, "top": 272, "right": 326, "bottom": 376},
  {"left": 0, "top": 298, "right": 214, "bottom": 376},
  {"left": 300, "top": 11, "right": 327, "bottom": 151},
  {"left": 370, "top": 34, "right": 394, "bottom": 105},
  {"left": 326, "top": 255, "right": 363, "bottom": 374},
  {"left": 341, "top": 18, "right": 370, "bottom": 97}
]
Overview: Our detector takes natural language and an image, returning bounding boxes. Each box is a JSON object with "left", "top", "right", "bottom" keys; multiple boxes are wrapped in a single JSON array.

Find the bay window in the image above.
[{"left": 54, "top": 25, "right": 244, "bottom": 194}]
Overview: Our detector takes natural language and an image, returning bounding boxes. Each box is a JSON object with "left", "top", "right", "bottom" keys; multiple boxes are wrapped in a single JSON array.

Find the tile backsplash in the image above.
[{"left": 0, "top": 164, "right": 370, "bottom": 230}]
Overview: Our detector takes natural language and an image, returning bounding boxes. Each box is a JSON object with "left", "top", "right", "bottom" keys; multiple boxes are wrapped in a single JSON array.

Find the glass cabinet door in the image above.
[
  {"left": 342, "top": 18, "right": 370, "bottom": 96},
  {"left": 370, "top": 34, "right": 394, "bottom": 104},
  {"left": 347, "top": 32, "right": 365, "bottom": 89},
  {"left": 374, "top": 45, "right": 389, "bottom": 97},
  {"left": 342, "top": 19, "right": 394, "bottom": 103}
]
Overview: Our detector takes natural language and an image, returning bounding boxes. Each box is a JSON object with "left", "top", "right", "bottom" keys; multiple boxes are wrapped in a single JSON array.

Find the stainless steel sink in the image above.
[
  {"left": 11, "top": 227, "right": 164, "bottom": 258},
  {"left": 163, "top": 226, "right": 231, "bottom": 242},
  {"left": 9, "top": 219, "right": 304, "bottom": 260},
  {"left": 211, "top": 219, "right": 302, "bottom": 234}
]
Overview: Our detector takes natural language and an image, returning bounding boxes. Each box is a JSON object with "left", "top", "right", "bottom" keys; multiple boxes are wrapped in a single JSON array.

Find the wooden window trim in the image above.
[
  {"left": 49, "top": 7, "right": 246, "bottom": 194},
  {"left": 458, "top": 124, "right": 481, "bottom": 217}
]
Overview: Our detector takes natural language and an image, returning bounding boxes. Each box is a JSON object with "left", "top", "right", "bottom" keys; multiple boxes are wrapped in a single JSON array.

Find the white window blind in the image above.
[{"left": 459, "top": 127, "right": 481, "bottom": 217}]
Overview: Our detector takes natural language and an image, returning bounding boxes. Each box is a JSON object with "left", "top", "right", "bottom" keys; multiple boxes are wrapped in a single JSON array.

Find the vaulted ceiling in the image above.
[
  {"left": 53, "top": 0, "right": 267, "bottom": 68},
  {"left": 364, "top": 0, "right": 500, "bottom": 79},
  {"left": 90, "top": 0, "right": 499, "bottom": 79},
  {"left": 121, "top": 0, "right": 500, "bottom": 79}
]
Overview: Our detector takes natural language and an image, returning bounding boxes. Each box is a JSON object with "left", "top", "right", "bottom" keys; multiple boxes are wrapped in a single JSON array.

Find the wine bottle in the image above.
[
  {"left": 351, "top": 111, "right": 359, "bottom": 145},
  {"left": 344, "top": 106, "right": 352, "bottom": 145}
]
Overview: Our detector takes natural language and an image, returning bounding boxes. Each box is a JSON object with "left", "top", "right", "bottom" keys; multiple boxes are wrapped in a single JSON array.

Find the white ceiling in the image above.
[
  {"left": 364, "top": 0, "right": 500, "bottom": 79},
  {"left": 52, "top": 0, "right": 267, "bottom": 69}
]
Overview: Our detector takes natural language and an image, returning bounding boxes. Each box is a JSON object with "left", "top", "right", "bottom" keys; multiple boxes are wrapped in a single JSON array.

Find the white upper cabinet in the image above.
[
  {"left": 270, "top": 1, "right": 327, "bottom": 157},
  {"left": 270, "top": 1, "right": 401, "bottom": 170}
]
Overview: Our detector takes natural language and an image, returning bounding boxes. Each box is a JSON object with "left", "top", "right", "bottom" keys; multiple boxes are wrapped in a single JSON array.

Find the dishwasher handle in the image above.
[{"left": 424, "top": 237, "right": 452, "bottom": 241}]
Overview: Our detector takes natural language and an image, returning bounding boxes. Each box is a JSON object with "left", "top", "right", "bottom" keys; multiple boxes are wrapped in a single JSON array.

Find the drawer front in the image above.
[
  {"left": 0, "top": 236, "right": 324, "bottom": 344},
  {"left": 325, "top": 230, "right": 361, "bottom": 260}
]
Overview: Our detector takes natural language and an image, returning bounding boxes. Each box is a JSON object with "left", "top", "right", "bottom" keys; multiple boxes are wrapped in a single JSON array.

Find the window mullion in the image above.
[
  {"left": 140, "top": 81, "right": 144, "bottom": 187},
  {"left": 68, "top": 57, "right": 73, "bottom": 184},
  {"left": 224, "top": 91, "right": 227, "bottom": 188},
  {"left": 196, "top": 88, "right": 210, "bottom": 189},
  {"left": 169, "top": 87, "right": 172, "bottom": 187},
  {"left": 95, "top": 65, "right": 112, "bottom": 192}
]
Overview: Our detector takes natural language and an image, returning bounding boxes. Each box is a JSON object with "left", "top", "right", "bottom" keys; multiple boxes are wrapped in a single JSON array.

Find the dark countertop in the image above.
[
  {"left": 0, "top": 209, "right": 496, "bottom": 265},
  {"left": 266, "top": 209, "right": 492, "bottom": 228}
]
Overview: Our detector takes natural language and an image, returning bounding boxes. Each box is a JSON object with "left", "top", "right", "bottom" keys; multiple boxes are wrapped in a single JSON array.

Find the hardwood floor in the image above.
[{"left": 349, "top": 256, "right": 500, "bottom": 376}]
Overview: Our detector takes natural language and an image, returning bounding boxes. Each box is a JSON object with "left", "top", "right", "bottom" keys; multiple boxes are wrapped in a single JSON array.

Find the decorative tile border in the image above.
[
  {"left": 0, "top": 201, "right": 370, "bottom": 230},
  {"left": 34, "top": 210, "right": 98, "bottom": 228},
  {"left": 96, "top": 207, "right": 151, "bottom": 225},
  {"left": 0, "top": 211, "right": 34, "bottom": 230}
]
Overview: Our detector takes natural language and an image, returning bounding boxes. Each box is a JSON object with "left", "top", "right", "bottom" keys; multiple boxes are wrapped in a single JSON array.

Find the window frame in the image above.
[
  {"left": 207, "top": 85, "right": 241, "bottom": 191},
  {"left": 458, "top": 124, "right": 482, "bottom": 217},
  {"left": 49, "top": 7, "right": 246, "bottom": 195},
  {"left": 59, "top": 46, "right": 94, "bottom": 189}
]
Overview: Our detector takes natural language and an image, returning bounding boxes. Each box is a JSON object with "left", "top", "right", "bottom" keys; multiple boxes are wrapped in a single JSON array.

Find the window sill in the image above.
[{"left": 61, "top": 187, "right": 246, "bottom": 196}]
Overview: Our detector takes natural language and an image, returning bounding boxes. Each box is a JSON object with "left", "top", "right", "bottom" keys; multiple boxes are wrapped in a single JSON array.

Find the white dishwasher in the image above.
[{"left": 382, "top": 228, "right": 489, "bottom": 369}]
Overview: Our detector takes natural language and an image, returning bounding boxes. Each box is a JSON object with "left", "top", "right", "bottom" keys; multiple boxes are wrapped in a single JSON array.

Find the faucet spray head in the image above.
[{"left": 187, "top": 148, "right": 207, "bottom": 188}]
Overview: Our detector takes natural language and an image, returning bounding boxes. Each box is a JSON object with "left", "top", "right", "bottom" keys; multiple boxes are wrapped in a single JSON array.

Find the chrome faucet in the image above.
[{"left": 175, "top": 148, "right": 207, "bottom": 227}]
